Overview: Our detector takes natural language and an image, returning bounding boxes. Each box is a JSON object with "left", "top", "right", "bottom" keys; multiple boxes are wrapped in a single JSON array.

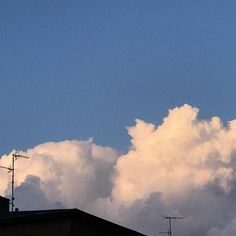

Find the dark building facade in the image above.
[{"left": 0, "top": 197, "right": 145, "bottom": 236}]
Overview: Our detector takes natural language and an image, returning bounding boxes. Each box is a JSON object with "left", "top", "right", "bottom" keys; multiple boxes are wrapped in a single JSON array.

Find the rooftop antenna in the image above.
[
  {"left": 159, "top": 216, "right": 184, "bottom": 236},
  {"left": 159, "top": 230, "right": 171, "bottom": 236},
  {"left": 0, "top": 151, "right": 30, "bottom": 212}
]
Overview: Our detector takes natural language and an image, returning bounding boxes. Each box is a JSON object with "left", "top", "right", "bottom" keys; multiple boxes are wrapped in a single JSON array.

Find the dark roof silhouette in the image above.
[{"left": 0, "top": 208, "right": 145, "bottom": 236}]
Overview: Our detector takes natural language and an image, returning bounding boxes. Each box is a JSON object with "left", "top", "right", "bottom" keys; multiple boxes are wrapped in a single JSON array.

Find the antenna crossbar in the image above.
[
  {"left": 159, "top": 231, "right": 171, "bottom": 236},
  {"left": 160, "top": 215, "right": 184, "bottom": 236},
  {"left": 0, "top": 166, "right": 13, "bottom": 172}
]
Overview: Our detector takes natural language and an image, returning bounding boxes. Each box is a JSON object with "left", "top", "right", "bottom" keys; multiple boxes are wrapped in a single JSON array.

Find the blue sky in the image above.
[{"left": 0, "top": 0, "right": 236, "bottom": 154}]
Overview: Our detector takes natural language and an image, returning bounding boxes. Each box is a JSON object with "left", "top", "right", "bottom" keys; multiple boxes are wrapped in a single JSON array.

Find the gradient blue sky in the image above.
[{"left": 0, "top": 0, "right": 236, "bottom": 155}]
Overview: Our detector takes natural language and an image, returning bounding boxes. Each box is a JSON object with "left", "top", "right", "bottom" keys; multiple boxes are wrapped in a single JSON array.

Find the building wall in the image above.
[
  {"left": 71, "top": 220, "right": 118, "bottom": 236},
  {"left": 0, "top": 215, "right": 144, "bottom": 236},
  {"left": 0, "top": 219, "right": 71, "bottom": 236},
  {"left": 71, "top": 219, "right": 140, "bottom": 236}
]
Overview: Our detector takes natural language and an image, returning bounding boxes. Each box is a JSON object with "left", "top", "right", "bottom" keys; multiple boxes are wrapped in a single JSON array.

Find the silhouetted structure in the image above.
[
  {"left": 159, "top": 216, "right": 184, "bottom": 236},
  {"left": 0, "top": 196, "right": 145, "bottom": 236},
  {"left": 0, "top": 151, "right": 30, "bottom": 211},
  {"left": 0, "top": 196, "right": 9, "bottom": 214}
]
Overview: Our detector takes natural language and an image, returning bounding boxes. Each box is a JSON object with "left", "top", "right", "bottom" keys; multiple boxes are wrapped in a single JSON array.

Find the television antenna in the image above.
[
  {"left": 159, "top": 230, "right": 170, "bottom": 236},
  {"left": 159, "top": 216, "right": 184, "bottom": 236},
  {"left": 0, "top": 151, "right": 30, "bottom": 212}
]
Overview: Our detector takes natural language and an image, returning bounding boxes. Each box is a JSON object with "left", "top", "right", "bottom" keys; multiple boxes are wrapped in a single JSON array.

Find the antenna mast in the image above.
[
  {"left": 159, "top": 230, "right": 171, "bottom": 236},
  {"left": 160, "top": 216, "right": 184, "bottom": 236},
  {"left": 0, "top": 151, "right": 30, "bottom": 211}
]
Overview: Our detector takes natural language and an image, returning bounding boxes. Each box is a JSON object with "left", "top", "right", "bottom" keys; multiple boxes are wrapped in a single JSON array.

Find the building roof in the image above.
[{"left": 0, "top": 208, "right": 145, "bottom": 236}]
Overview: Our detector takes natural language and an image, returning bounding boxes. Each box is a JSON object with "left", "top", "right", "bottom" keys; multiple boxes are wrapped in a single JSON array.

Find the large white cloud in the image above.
[
  {"left": 113, "top": 104, "right": 236, "bottom": 204},
  {"left": 0, "top": 139, "right": 119, "bottom": 210},
  {"left": 1, "top": 104, "right": 236, "bottom": 236}
]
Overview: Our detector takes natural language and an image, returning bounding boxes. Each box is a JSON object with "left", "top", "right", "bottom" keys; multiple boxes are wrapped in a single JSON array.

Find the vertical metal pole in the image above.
[
  {"left": 11, "top": 154, "right": 15, "bottom": 212},
  {"left": 169, "top": 218, "right": 172, "bottom": 236}
]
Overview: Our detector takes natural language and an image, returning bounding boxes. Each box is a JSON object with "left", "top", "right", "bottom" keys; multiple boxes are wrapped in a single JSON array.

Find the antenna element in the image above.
[
  {"left": 159, "top": 216, "right": 184, "bottom": 236},
  {"left": 0, "top": 151, "right": 30, "bottom": 211}
]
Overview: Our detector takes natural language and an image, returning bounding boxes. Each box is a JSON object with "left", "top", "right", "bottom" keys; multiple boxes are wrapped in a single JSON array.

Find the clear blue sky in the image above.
[{"left": 0, "top": 0, "right": 236, "bottom": 154}]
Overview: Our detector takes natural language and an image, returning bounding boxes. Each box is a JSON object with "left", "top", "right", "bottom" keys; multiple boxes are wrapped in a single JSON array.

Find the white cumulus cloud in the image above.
[{"left": 1, "top": 104, "right": 236, "bottom": 236}]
